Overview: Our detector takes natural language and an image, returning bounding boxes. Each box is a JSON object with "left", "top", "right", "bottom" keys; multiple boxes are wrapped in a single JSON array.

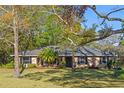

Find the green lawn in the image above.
[{"left": 0, "top": 68, "right": 124, "bottom": 88}]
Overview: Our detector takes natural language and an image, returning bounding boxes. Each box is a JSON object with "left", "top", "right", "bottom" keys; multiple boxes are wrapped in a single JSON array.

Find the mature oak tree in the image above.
[{"left": 0, "top": 5, "right": 124, "bottom": 77}]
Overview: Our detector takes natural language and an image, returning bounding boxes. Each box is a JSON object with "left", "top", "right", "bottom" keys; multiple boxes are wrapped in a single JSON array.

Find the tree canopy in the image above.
[{"left": 0, "top": 5, "right": 124, "bottom": 77}]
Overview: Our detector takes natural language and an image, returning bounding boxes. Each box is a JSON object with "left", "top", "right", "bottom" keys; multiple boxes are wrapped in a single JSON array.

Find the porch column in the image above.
[
  {"left": 62, "top": 57, "right": 65, "bottom": 62},
  {"left": 100, "top": 57, "right": 102, "bottom": 64},
  {"left": 107, "top": 57, "right": 109, "bottom": 62},
  {"left": 74, "top": 57, "right": 78, "bottom": 67},
  {"left": 85, "top": 56, "right": 88, "bottom": 64}
]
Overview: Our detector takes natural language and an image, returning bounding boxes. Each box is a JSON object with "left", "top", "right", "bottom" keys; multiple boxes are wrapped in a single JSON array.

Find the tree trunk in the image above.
[{"left": 13, "top": 7, "right": 20, "bottom": 78}]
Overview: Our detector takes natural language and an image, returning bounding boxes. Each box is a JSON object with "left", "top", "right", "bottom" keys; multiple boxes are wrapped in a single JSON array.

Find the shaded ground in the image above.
[{"left": 0, "top": 68, "right": 124, "bottom": 88}]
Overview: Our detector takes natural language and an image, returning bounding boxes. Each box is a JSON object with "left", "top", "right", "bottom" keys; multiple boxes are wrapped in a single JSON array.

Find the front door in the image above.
[{"left": 65, "top": 57, "right": 72, "bottom": 67}]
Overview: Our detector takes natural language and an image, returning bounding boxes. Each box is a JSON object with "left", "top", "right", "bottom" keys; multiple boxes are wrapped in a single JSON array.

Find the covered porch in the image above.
[{"left": 60, "top": 56, "right": 111, "bottom": 68}]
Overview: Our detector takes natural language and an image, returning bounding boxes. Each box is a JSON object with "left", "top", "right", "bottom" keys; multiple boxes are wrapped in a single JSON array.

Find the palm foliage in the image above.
[{"left": 38, "top": 48, "right": 57, "bottom": 65}]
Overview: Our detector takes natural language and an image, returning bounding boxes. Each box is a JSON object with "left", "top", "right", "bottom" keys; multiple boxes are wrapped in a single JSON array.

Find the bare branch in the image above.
[
  {"left": 89, "top": 6, "right": 124, "bottom": 25},
  {"left": 80, "top": 29, "right": 124, "bottom": 45},
  {"left": 52, "top": 6, "right": 68, "bottom": 25},
  {"left": 67, "top": 37, "right": 77, "bottom": 46},
  {"left": 0, "top": 37, "right": 14, "bottom": 45},
  {"left": 0, "top": 6, "right": 9, "bottom": 13},
  {"left": 101, "top": 8, "right": 124, "bottom": 24},
  {"left": 28, "top": 8, "right": 68, "bottom": 26}
]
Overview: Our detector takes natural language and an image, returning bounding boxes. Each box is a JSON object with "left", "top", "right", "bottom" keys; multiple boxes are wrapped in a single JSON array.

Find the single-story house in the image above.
[{"left": 11, "top": 45, "right": 115, "bottom": 68}]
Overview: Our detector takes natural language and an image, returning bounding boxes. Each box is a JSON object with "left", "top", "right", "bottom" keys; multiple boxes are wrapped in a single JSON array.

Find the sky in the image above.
[
  {"left": 82, "top": 5, "right": 124, "bottom": 46},
  {"left": 83, "top": 5, "right": 124, "bottom": 31}
]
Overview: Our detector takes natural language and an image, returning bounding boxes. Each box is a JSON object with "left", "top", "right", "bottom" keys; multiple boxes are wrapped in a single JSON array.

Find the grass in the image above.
[{"left": 0, "top": 68, "right": 124, "bottom": 88}]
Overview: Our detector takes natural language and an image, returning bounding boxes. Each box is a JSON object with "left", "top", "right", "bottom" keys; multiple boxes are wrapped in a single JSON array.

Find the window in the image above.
[
  {"left": 23, "top": 57, "right": 31, "bottom": 64},
  {"left": 23, "top": 57, "right": 29, "bottom": 60},
  {"left": 78, "top": 57, "right": 86, "bottom": 64},
  {"left": 102, "top": 57, "right": 107, "bottom": 64}
]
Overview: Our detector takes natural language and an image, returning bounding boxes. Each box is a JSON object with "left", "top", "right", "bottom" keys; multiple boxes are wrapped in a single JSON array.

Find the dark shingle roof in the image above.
[
  {"left": 19, "top": 48, "right": 43, "bottom": 56},
  {"left": 79, "top": 46, "right": 114, "bottom": 56},
  {"left": 16, "top": 45, "right": 114, "bottom": 57}
]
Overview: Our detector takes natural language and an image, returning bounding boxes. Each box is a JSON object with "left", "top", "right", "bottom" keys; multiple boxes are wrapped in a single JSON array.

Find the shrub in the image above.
[
  {"left": 3, "top": 61, "right": 14, "bottom": 69},
  {"left": 28, "top": 64, "right": 36, "bottom": 68},
  {"left": 0, "top": 64, "right": 2, "bottom": 68},
  {"left": 113, "top": 70, "right": 124, "bottom": 78},
  {"left": 119, "top": 74, "right": 124, "bottom": 79},
  {"left": 107, "top": 60, "right": 113, "bottom": 69},
  {"left": 58, "top": 61, "right": 66, "bottom": 69}
]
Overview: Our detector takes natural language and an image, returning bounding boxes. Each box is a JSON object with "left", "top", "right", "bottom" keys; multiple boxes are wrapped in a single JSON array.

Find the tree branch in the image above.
[
  {"left": 89, "top": 6, "right": 124, "bottom": 25},
  {"left": 0, "top": 37, "right": 14, "bottom": 45},
  {"left": 101, "top": 8, "right": 124, "bottom": 24},
  {"left": 80, "top": 29, "right": 124, "bottom": 45},
  {"left": 52, "top": 6, "right": 68, "bottom": 25},
  {"left": 67, "top": 37, "right": 77, "bottom": 46},
  {"left": 27, "top": 6, "right": 68, "bottom": 25},
  {"left": 0, "top": 6, "right": 9, "bottom": 13}
]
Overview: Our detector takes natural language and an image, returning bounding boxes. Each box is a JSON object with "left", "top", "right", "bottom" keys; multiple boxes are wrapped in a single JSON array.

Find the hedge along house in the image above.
[{"left": 11, "top": 46, "right": 115, "bottom": 68}]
